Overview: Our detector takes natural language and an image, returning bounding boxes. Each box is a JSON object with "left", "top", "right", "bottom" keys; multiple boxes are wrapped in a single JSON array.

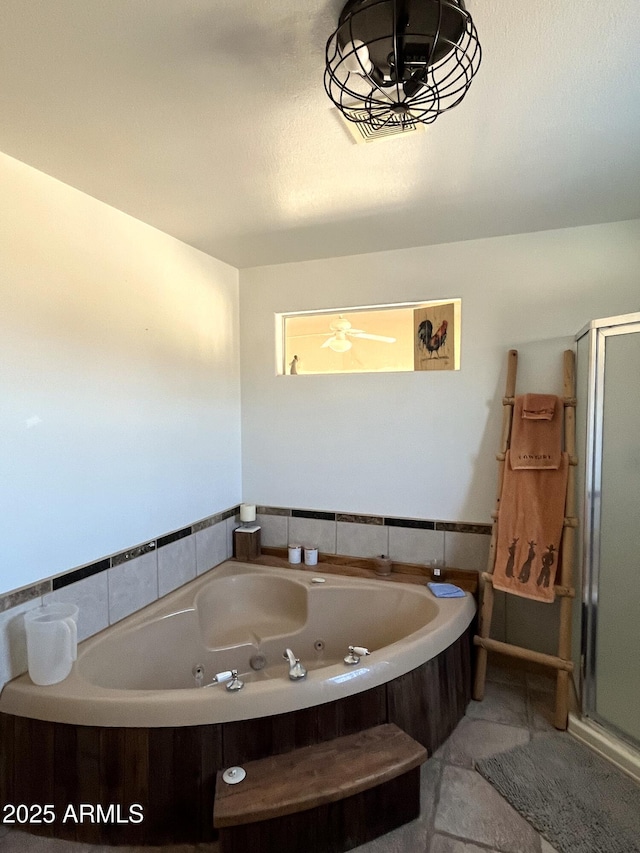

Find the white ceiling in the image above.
[{"left": 2, "top": 0, "right": 639, "bottom": 268}]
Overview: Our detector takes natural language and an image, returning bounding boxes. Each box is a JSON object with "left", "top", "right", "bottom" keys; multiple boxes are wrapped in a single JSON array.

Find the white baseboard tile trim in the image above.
[{"left": 568, "top": 713, "right": 640, "bottom": 784}]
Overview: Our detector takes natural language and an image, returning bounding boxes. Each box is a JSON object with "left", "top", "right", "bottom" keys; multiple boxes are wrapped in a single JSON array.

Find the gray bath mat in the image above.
[{"left": 476, "top": 732, "right": 640, "bottom": 853}]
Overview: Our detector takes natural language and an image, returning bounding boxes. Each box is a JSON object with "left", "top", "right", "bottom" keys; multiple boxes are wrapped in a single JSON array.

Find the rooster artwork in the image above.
[
  {"left": 414, "top": 302, "right": 457, "bottom": 371},
  {"left": 417, "top": 318, "right": 448, "bottom": 358}
]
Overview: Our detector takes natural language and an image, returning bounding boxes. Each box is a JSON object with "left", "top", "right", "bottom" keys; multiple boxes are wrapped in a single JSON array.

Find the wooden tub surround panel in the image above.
[{"left": 0, "top": 627, "right": 472, "bottom": 846}]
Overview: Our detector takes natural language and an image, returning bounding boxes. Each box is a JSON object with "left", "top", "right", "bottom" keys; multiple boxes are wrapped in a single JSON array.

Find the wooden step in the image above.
[{"left": 214, "top": 723, "right": 427, "bottom": 829}]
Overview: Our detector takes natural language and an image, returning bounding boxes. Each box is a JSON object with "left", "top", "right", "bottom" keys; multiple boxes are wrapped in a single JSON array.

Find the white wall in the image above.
[
  {"left": 0, "top": 153, "right": 242, "bottom": 595},
  {"left": 239, "top": 220, "right": 640, "bottom": 522}
]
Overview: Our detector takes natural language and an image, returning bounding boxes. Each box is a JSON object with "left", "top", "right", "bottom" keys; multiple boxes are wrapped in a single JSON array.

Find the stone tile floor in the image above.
[{"left": 0, "top": 662, "right": 561, "bottom": 853}]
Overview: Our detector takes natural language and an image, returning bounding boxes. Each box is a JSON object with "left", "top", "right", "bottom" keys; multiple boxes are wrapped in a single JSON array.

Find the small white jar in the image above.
[{"left": 288, "top": 544, "right": 302, "bottom": 564}]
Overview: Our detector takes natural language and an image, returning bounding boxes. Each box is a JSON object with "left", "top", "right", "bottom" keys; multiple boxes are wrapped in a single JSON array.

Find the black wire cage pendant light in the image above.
[{"left": 324, "top": 0, "right": 481, "bottom": 129}]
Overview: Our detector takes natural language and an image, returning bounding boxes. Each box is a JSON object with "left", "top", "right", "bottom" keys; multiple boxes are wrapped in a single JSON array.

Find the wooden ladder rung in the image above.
[
  {"left": 473, "top": 636, "right": 574, "bottom": 672},
  {"left": 481, "top": 572, "right": 575, "bottom": 599}
]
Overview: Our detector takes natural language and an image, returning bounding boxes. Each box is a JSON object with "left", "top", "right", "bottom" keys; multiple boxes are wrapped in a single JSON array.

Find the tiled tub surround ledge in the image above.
[
  {"left": 0, "top": 506, "right": 490, "bottom": 614},
  {"left": 257, "top": 548, "right": 479, "bottom": 594},
  {"left": 0, "top": 504, "right": 490, "bottom": 692}
]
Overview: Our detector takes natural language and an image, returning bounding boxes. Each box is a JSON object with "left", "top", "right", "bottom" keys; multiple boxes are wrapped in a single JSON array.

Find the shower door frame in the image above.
[{"left": 578, "top": 312, "right": 640, "bottom": 750}]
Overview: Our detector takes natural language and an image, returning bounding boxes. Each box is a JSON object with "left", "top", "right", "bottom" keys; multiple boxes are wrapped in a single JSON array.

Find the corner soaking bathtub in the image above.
[
  {"left": 0, "top": 561, "right": 476, "bottom": 845},
  {"left": 0, "top": 561, "right": 475, "bottom": 727}
]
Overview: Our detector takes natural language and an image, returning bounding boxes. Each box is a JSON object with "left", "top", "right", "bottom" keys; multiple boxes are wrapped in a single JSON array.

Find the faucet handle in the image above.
[
  {"left": 213, "top": 670, "right": 234, "bottom": 683},
  {"left": 344, "top": 645, "right": 371, "bottom": 665},
  {"left": 226, "top": 670, "right": 245, "bottom": 692},
  {"left": 212, "top": 669, "right": 244, "bottom": 691}
]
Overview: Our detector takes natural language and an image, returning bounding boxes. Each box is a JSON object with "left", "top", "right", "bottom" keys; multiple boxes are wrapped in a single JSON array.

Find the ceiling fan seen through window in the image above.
[{"left": 321, "top": 316, "right": 396, "bottom": 353}]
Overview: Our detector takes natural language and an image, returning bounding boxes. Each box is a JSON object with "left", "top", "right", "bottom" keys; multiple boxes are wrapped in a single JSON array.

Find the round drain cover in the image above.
[{"left": 222, "top": 766, "right": 246, "bottom": 785}]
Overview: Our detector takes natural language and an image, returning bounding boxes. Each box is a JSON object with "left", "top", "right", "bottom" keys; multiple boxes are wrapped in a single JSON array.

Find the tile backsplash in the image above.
[
  {"left": 257, "top": 507, "right": 491, "bottom": 572},
  {"left": 107, "top": 549, "right": 159, "bottom": 625},
  {"left": 0, "top": 504, "right": 492, "bottom": 692},
  {"left": 44, "top": 571, "right": 109, "bottom": 643}
]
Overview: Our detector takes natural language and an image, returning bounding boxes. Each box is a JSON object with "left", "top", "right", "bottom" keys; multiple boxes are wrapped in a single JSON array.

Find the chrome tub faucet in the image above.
[{"left": 283, "top": 648, "right": 307, "bottom": 680}]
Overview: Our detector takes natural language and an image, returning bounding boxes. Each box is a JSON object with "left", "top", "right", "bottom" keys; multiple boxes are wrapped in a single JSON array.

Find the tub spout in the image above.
[{"left": 283, "top": 649, "right": 307, "bottom": 681}]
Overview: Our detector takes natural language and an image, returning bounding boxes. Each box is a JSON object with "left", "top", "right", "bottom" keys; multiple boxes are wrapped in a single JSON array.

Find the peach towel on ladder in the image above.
[
  {"left": 510, "top": 394, "right": 563, "bottom": 469},
  {"left": 493, "top": 451, "right": 569, "bottom": 603}
]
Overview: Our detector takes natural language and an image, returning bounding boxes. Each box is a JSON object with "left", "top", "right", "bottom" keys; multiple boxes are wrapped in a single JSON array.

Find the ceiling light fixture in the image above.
[
  {"left": 327, "top": 332, "right": 353, "bottom": 353},
  {"left": 324, "top": 0, "right": 481, "bottom": 130}
]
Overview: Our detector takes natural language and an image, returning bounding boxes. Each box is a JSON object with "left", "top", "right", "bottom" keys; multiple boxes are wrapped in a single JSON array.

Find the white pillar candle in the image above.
[{"left": 240, "top": 503, "right": 256, "bottom": 523}]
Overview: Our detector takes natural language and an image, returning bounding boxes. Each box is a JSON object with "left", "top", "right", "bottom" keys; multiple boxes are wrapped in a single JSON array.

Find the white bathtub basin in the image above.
[{"left": 0, "top": 561, "right": 475, "bottom": 727}]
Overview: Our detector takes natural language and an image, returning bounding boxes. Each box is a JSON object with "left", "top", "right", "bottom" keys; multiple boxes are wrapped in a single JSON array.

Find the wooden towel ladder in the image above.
[{"left": 472, "top": 349, "right": 578, "bottom": 730}]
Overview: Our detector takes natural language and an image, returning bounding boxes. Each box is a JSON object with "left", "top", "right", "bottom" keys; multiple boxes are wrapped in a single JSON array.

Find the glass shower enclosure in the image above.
[{"left": 575, "top": 313, "right": 640, "bottom": 761}]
